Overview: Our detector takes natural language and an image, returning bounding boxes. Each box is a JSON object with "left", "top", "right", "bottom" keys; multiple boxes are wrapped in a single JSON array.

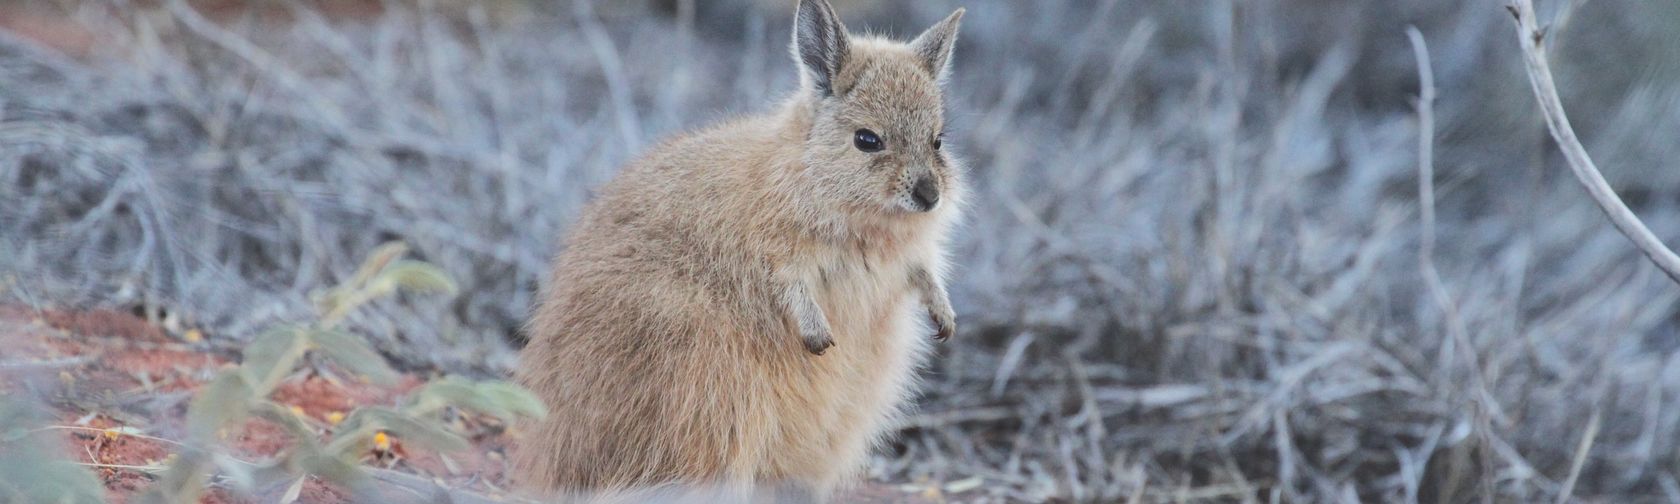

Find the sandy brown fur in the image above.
[{"left": 514, "top": 2, "right": 965, "bottom": 500}]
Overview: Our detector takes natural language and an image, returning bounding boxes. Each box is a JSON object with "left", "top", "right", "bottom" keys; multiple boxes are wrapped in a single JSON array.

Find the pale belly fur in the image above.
[{"left": 745, "top": 253, "right": 935, "bottom": 493}]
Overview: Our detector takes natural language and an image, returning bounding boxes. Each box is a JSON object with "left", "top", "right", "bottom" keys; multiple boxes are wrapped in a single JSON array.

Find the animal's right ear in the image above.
[
  {"left": 910, "top": 8, "right": 964, "bottom": 84},
  {"left": 792, "top": 0, "right": 850, "bottom": 97}
]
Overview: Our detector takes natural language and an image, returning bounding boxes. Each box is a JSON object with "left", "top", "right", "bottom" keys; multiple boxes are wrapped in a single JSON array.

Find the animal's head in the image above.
[{"left": 790, "top": 0, "right": 964, "bottom": 217}]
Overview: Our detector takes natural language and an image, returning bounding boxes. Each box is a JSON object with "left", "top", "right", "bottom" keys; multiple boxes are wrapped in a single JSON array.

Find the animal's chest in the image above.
[
  {"left": 809, "top": 247, "right": 917, "bottom": 343},
  {"left": 761, "top": 246, "right": 931, "bottom": 483}
]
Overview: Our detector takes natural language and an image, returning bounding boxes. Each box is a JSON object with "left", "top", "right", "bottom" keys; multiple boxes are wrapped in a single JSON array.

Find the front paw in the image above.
[
  {"left": 802, "top": 330, "right": 834, "bottom": 355},
  {"left": 928, "top": 307, "right": 956, "bottom": 342}
]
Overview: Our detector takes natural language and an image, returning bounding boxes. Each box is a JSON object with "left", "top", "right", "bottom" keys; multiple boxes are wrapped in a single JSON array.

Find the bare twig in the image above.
[
  {"left": 365, "top": 467, "right": 533, "bottom": 504},
  {"left": 574, "top": 0, "right": 644, "bottom": 152},
  {"left": 32, "top": 426, "right": 189, "bottom": 448},
  {"left": 1411, "top": 27, "right": 1499, "bottom": 501},
  {"left": 1507, "top": 0, "right": 1680, "bottom": 284},
  {"left": 1409, "top": 26, "right": 1439, "bottom": 275},
  {"left": 0, "top": 356, "right": 92, "bottom": 371},
  {"left": 1556, "top": 406, "right": 1602, "bottom": 504},
  {"left": 165, "top": 0, "right": 352, "bottom": 132},
  {"left": 901, "top": 406, "right": 1022, "bottom": 429}
]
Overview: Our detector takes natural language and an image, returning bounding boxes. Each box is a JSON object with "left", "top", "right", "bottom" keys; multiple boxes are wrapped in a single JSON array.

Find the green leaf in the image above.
[
  {"left": 357, "top": 241, "right": 409, "bottom": 277},
  {"left": 186, "top": 370, "right": 253, "bottom": 442},
  {"left": 25, "top": 461, "right": 107, "bottom": 504},
  {"left": 409, "top": 377, "right": 548, "bottom": 422},
  {"left": 301, "top": 454, "right": 377, "bottom": 500},
  {"left": 278, "top": 476, "right": 306, "bottom": 504},
  {"left": 212, "top": 454, "right": 257, "bottom": 494},
  {"left": 248, "top": 400, "right": 324, "bottom": 458},
  {"left": 245, "top": 459, "right": 302, "bottom": 490},
  {"left": 374, "top": 260, "right": 458, "bottom": 296},
  {"left": 239, "top": 327, "right": 310, "bottom": 395},
  {"left": 310, "top": 288, "right": 349, "bottom": 321},
  {"left": 411, "top": 377, "right": 509, "bottom": 420},
  {"left": 473, "top": 380, "right": 549, "bottom": 420},
  {"left": 138, "top": 449, "right": 212, "bottom": 504},
  {"left": 324, "top": 424, "right": 378, "bottom": 461},
  {"left": 349, "top": 241, "right": 411, "bottom": 291},
  {"left": 0, "top": 481, "right": 25, "bottom": 504},
  {"left": 338, "top": 407, "right": 469, "bottom": 453},
  {"left": 307, "top": 329, "right": 398, "bottom": 386},
  {"left": 0, "top": 410, "right": 108, "bottom": 504},
  {"left": 316, "top": 242, "right": 412, "bottom": 321},
  {"left": 0, "top": 396, "right": 41, "bottom": 442}
]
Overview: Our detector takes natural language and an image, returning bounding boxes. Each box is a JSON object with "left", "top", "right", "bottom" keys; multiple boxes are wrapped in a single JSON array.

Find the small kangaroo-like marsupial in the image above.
[{"left": 515, "top": 1, "right": 966, "bottom": 501}]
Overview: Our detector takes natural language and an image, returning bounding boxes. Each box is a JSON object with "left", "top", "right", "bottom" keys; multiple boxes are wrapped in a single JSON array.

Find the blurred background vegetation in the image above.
[{"left": 5, "top": 0, "right": 1680, "bottom": 501}]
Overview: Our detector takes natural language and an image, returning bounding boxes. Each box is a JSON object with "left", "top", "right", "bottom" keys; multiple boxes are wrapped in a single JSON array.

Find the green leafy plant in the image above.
[{"left": 140, "top": 242, "right": 546, "bottom": 502}]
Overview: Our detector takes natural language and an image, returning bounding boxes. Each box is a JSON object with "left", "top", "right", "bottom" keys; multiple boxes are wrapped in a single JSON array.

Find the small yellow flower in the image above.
[
  {"left": 373, "top": 431, "right": 391, "bottom": 452},
  {"left": 102, "top": 428, "right": 120, "bottom": 440},
  {"left": 327, "top": 412, "right": 345, "bottom": 425},
  {"left": 289, "top": 405, "right": 306, "bottom": 418},
  {"left": 183, "top": 329, "right": 203, "bottom": 343}
]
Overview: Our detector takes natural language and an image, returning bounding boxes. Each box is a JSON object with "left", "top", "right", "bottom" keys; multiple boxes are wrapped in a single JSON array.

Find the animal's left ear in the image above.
[
  {"left": 909, "top": 8, "right": 965, "bottom": 83},
  {"left": 793, "top": 0, "right": 851, "bottom": 97}
]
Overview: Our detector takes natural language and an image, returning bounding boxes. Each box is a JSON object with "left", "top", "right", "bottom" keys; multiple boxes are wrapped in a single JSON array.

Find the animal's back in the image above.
[{"left": 515, "top": 117, "right": 782, "bottom": 487}]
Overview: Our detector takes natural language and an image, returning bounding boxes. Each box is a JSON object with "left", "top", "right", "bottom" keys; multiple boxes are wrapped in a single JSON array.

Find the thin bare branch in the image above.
[
  {"left": 1412, "top": 27, "right": 1500, "bottom": 500},
  {"left": 1556, "top": 406, "right": 1602, "bottom": 504},
  {"left": 1507, "top": 0, "right": 1680, "bottom": 284}
]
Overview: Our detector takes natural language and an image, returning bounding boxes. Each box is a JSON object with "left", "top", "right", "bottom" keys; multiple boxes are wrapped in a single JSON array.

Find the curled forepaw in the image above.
[
  {"left": 803, "top": 331, "right": 834, "bottom": 355},
  {"left": 929, "top": 308, "right": 956, "bottom": 342}
]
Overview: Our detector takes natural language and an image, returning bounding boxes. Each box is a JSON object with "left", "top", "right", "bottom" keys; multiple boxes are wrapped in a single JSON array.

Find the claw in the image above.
[
  {"left": 929, "top": 311, "right": 955, "bottom": 342},
  {"left": 803, "top": 333, "right": 834, "bottom": 355}
]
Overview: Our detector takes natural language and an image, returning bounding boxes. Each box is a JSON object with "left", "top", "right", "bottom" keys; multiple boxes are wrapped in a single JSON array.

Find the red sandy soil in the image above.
[{"left": 0, "top": 307, "right": 943, "bottom": 503}]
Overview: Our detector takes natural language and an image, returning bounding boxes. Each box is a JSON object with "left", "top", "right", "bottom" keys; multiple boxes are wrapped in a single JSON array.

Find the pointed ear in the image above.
[
  {"left": 909, "top": 8, "right": 964, "bottom": 83},
  {"left": 791, "top": 0, "right": 850, "bottom": 97}
]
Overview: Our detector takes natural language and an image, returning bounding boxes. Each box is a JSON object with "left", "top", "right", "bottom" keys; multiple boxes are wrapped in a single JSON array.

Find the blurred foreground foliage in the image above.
[
  {"left": 0, "top": 396, "right": 108, "bottom": 504},
  {"left": 128, "top": 242, "right": 547, "bottom": 503}
]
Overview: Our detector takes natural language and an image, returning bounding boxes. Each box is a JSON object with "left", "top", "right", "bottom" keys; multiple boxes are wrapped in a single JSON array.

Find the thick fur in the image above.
[{"left": 514, "top": 1, "right": 965, "bottom": 501}]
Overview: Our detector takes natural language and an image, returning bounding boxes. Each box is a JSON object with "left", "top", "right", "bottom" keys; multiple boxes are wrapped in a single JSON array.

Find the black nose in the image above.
[{"left": 911, "top": 177, "right": 940, "bottom": 211}]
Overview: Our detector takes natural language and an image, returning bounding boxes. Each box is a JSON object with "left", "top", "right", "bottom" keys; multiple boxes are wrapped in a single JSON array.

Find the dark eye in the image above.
[
  {"left": 854, "top": 129, "right": 884, "bottom": 152},
  {"left": 933, "top": 135, "right": 944, "bottom": 151}
]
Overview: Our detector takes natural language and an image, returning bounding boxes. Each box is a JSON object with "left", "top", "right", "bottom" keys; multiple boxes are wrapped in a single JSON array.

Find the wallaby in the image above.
[{"left": 514, "top": 0, "right": 965, "bottom": 500}]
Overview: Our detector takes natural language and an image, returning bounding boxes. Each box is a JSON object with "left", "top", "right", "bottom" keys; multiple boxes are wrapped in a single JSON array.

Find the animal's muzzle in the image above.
[{"left": 911, "top": 177, "right": 940, "bottom": 211}]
